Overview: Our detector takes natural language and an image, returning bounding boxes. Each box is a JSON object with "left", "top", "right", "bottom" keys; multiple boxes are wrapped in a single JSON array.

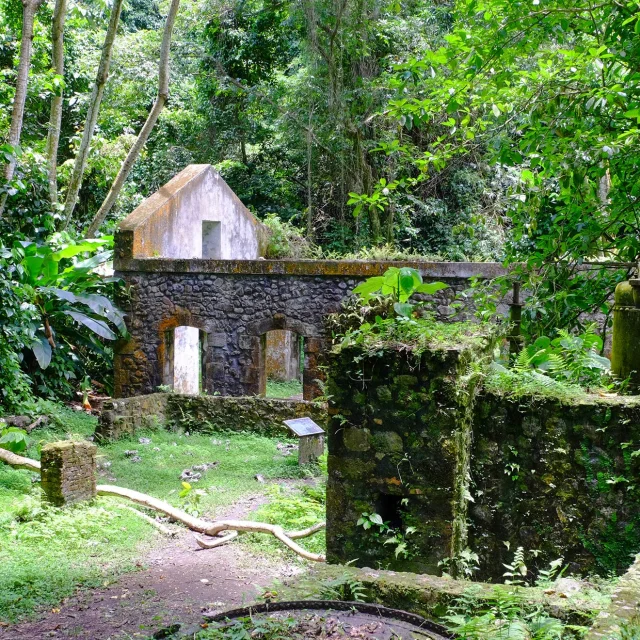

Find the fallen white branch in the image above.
[
  {"left": 0, "top": 450, "right": 325, "bottom": 561},
  {"left": 194, "top": 531, "right": 238, "bottom": 549},
  {"left": 193, "top": 521, "right": 326, "bottom": 550},
  {"left": 288, "top": 522, "right": 326, "bottom": 539}
]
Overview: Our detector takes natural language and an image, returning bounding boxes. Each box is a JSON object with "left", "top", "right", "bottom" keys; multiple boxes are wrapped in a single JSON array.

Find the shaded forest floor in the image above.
[
  {"left": 0, "top": 498, "right": 304, "bottom": 640},
  {"left": 0, "top": 404, "right": 324, "bottom": 638}
]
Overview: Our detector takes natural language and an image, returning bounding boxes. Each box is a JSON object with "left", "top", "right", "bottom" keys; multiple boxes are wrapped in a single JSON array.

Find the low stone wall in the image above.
[
  {"left": 472, "top": 391, "right": 640, "bottom": 579},
  {"left": 280, "top": 564, "right": 602, "bottom": 626},
  {"left": 96, "top": 393, "right": 327, "bottom": 441},
  {"left": 588, "top": 553, "right": 640, "bottom": 638},
  {"left": 325, "top": 340, "right": 640, "bottom": 579}
]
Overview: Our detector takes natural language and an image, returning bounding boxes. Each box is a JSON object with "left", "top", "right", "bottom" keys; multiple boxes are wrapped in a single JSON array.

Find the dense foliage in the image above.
[{"left": 2, "top": 0, "right": 640, "bottom": 408}]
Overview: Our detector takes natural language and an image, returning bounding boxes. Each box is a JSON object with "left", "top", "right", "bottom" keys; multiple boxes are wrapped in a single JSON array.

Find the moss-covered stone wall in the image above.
[
  {"left": 326, "top": 343, "right": 640, "bottom": 579},
  {"left": 113, "top": 261, "right": 502, "bottom": 399},
  {"left": 96, "top": 393, "right": 327, "bottom": 441},
  {"left": 471, "top": 392, "right": 640, "bottom": 579},
  {"left": 325, "top": 341, "right": 491, "bottom": 574}
]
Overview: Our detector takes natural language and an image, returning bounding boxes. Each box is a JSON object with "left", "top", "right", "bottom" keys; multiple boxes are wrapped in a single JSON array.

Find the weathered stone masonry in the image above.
[
  {"left": 113, "top": 256, "right": 507, "bottom": 400},
  {"left": 40, "top": 441, "right": 97, "bottom": 506}
]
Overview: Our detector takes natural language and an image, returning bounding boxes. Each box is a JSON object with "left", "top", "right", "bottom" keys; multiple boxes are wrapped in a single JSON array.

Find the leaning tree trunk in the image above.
[
  {"left": 0, "top": 0, "right": 45, "bottom": 219},
  {"left": 45, "top": 0, "right": 69, "bottom": 210},
  {"left": 85, "top": 0, "right": 180, "bottom": 238},
  {"left": 62, "top": 0, "right": 124, "bottom": 228}
]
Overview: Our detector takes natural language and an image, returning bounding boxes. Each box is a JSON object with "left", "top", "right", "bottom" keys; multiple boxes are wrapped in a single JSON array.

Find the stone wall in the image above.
[
  {"left": 40, "top": 441, "right": 97, "bottom": 506},
  {"left": 265, "top": 330, "right": 301, "bottom": 382},
  {"left": 113, "top": 258, "right": 505, "bottom": 399},
  {"left": 325, "top": 342, "right": 640, "bottom": 579},
  {"left": 325, "top": 338, "right": 494, "bottom": 574},
  {"left": 471, "top": 391, "right": 640, "bottom": 579},
  {"left": 96, "top": 393, "right": 327, "bottom": 441}
]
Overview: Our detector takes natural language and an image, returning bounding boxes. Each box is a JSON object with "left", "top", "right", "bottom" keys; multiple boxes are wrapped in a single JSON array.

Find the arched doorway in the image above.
[{"left": 246, "top": 314, "right": 325, "bottom": 401}]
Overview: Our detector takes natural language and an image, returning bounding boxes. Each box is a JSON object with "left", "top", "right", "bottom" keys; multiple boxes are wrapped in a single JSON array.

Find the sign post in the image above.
[{"left": 283, "top": 417, "right": 325, "bottom": 464}]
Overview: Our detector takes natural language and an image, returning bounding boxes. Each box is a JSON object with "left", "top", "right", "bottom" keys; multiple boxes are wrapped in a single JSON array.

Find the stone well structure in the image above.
[{"left": 113, "top": 164, "right": 508, "bottom": 400}]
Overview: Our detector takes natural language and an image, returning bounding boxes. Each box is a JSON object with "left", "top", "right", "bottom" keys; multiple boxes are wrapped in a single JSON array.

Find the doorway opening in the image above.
[
  {"left": 163, "top": 326, "right": 206, "bottom": 394},
  {"left": 260, "top": 329, "right": 303, "bottom": 399}
]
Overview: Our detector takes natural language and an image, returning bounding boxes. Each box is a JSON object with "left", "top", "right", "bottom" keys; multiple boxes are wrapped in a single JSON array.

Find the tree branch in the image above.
[
  {"left": 0, "top": 449, "right": 325, "bottom": 562},
  {"left": 62, "top": 0, "right": 125, "bottom": 228},
  {"left": 85, "top": 0, "right": 181, "bottom": 238}
]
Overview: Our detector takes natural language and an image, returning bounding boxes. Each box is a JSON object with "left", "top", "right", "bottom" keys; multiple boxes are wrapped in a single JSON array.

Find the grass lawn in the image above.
[
  {"left": 265, "top": 378, "right": 303, "bottom": 398},
  {"left": 0, "top": 402, "right": 325, "bottom": 622}
]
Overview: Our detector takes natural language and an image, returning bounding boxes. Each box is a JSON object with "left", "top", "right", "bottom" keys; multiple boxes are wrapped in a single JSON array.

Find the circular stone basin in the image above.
[{"left": 204, "top": 600, "right": 452, "bottom": 639}]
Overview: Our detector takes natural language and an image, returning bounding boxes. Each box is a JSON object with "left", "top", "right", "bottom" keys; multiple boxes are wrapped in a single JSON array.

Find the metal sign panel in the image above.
[{"left": 283, "top": 417, "right": 325, "bottom": 437}]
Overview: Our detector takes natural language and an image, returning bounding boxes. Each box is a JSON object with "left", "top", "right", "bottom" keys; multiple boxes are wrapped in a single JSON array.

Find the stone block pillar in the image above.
[
  {"left": 41, "top": 441, "right": 97, "bottom": 506},
  {"left": 325, "top": 339, "right": 493, "bottom": 574},
  {"left": 303, "top": 337, "right": 326, "bottom": 400}
]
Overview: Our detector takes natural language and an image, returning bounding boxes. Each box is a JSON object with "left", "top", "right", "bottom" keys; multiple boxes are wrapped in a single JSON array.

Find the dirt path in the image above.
[{"left": 0, "top": 495, "right": 305, "bottom": 640}]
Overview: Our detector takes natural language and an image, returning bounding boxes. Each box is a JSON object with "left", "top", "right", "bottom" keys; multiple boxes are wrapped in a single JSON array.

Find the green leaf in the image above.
[
  {"left": 32, "top": 336, "right": 52, "bottom": 369},
  {"left": 353, "top": 276, "right": 384, "bottom": 300},
  {"left": 415, "top": 282, "right": 448, "bottom": 295},
  {"left": 394, "top": 302, "right": 414, "bottom": 317},
  {"left": 52, "top": 239, "right": 110, "bottom": 261},
  {"left": 0, "top": 427, "right": 28, "bottom": 453},
  {"left": 66, "top": 311, "right": 117, "bottom": 340}
]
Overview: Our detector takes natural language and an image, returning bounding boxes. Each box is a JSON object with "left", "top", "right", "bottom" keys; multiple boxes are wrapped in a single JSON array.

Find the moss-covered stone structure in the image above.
[
  {"left": 611, "top": 279, "right": 640, "bottom": 388},
  {"left": 95, "top": 392, "right": 327, "bottom": 441},
  {"left": 113, "top": 257, "right": 504, "bottom": 400},
  {"left": 40, "top": 441, "right": 97, "bottom": 506},
  {"left": 326, "top": 334, "right": 496, "bottom": 575},
  {"left": 326, "top": 339, "right": 640, "bottom": 579},
  {"left": 111, "top": 164, "right": 511, "bottom": 401}
]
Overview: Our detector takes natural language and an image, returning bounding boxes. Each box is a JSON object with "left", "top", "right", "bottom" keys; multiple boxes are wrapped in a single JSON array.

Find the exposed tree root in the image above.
[
  {"left": 115, "top": 504, "right": 175, "bottom": 537},
  {"left": 0, "top": 448, "right": 41, "bottom": 472},
  {"left": 0, "top": 449, "right": 325, "bottom": 562}
]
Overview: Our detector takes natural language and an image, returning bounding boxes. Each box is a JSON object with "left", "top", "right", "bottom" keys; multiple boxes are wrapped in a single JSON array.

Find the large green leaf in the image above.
[
  {"left": 68, "top": 251, "right": 113, "bottom": 272},
  {"left": 23, "top": 256, "right": 44, "bottom": 283},
  {"left": 394, "top": 302, "right": 414, "bottom": 317},
  {"left": 66, "top": 311, "right": 116, "bottom": 340},
  {"left": 43, "top": 287, "right": 77, "bottom": 303},
  {"left": 52, "top": 239, "right": 111, "bottom": 261},
  {"left": 415, "top": 282, "right": 448, "bottom": 295},
  {"left": 32, "top": 336, "right": 52, "bottom": 369},
  {"left": 353, "top": 276, "right": 385, "bottom": 300},
  {"left": 0, "top": 427, "right": 28, "bottom": 453}
]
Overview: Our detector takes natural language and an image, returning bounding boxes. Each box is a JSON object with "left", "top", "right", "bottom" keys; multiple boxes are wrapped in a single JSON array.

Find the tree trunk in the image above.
[
  {"left": 84, "top": 0, "right": 180, "bottom": 239},
  {"left": 62, "top": 0, "right": 124, "bottom": 227},
  {"left": 306, "top": 107, "right": 314, "bottom": 240},
  {"left": 45, "top": 0, "right": 69, "bottom": 210},
  {"left": 0, "top": 0, "right": 45, "bottom": 219}
]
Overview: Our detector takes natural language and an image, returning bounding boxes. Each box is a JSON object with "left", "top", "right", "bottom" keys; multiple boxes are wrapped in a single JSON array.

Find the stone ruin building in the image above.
[
  {"left": 113, "top": 163, "right": 502, "bottom": 401},
  {"left": 106, "top": 164, "right": 640, "bottom": 580}
]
